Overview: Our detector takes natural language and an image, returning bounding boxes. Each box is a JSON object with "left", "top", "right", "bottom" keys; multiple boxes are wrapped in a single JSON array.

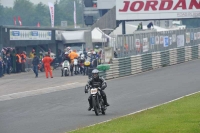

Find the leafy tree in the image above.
[
  {"left": 33, "top": 2, "right": 50, "bottom": 26},
  {"left": 13, "top": 0, "right": 35, "bottom": 26},
  {"left": 0, "top": 0, "right": 84, "bottom": 27},
  {"left": 182, "top": 19, "right": 200, "bottom": 28}
]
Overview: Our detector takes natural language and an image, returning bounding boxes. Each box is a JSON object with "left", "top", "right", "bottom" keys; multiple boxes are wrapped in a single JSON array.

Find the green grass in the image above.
[{"left": 69, "top": 92, "right": 200, "bottom": 133}]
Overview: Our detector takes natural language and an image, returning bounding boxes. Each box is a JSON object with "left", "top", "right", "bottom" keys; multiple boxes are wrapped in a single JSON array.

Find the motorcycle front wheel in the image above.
[{"left": 92, "top": 96, "right": 99, "bottom": 116}]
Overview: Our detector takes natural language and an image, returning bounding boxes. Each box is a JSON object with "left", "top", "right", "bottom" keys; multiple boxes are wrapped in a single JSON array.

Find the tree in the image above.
[
  {"left": 33, "top": 2, "right": 50, "bottom": 27},
  {"left": 13, "top": 0, "right": 35, "bottom": 26},
  {"left": 182, "top": 19, "right": 200, "bottom": 28},
  {"left": 0, "top": 0, "right": 84, "bottom": 27}
]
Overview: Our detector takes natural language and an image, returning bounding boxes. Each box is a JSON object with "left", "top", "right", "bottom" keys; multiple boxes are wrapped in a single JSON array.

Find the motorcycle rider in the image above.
[
  {"left": 68, "top": 50, "right": 79, "bottom": 76},
  {"left": 90, "top": 51, "right": 98, "bottom": 68},
  {"left": 79, "top": 54, "right": 86, "bottom": 75},
  {"left": 61, "top": 52, "right": 70, "bottom": 77},
  {"left": 85, "top": 69, "right": 110, "bottom": 111}
]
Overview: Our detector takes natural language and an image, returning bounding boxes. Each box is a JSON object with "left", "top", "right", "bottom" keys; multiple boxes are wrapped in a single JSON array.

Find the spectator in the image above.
[
  {"left": 6, "top": 53, "right": 11, "bottom": 74},
  {"left": 21, "top": 51, "right": 26, "bottom": 72},
  {"left": 137, "top": 22, "right": 143, "bottom": 30},
  {"left": 32, "top": 53, "right": 40, "bottom": 78},
  {"left": 94, "top": 46, "right": 99, "bottom": 53},
  {"left": 39, "top": 51, "right": 43, "bottom": 60},
  {"left": 16, "top": 52, "right": 22, "bottom": 73},
  {"left": 29, "top": 49, "right": 35, "bottom": 58},
  {"left": 114, "top": 49, "right": 118, "bottom": 58},
  {"left": 147, "top": 22, "right": 154, "bottom": 29},
  {"left": 93, "top": 3, "right": 97, "bottom": 7},
  {"left": 83, "top": 48, "right": 87, "bottom": 59},
  {"left": 2, "top": 50, "right": 7, "bottom": 74}
]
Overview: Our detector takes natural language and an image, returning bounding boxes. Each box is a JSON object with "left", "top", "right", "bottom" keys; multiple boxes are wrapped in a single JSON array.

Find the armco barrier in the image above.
[{"left": 99, "top": 45, "right": 200, "bottom": 80}]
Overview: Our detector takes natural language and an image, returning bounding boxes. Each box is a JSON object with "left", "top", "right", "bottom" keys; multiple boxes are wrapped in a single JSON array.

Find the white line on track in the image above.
[
  {"left": 69, "top": 91, "right": 200, "bottom": 132},
  {"left": 0, "top": 82, "right": 85, "bottom": 102}
]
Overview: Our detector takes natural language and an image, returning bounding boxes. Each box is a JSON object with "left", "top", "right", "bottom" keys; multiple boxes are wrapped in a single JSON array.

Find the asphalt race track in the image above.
[{"left": 0, "top": 60, "right": 200, "bottom": 133}]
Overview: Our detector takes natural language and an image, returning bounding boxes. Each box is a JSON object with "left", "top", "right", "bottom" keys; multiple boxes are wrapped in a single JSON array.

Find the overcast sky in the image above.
[{"left": 1, "top": 0, "right": 57, "bottom": 7}]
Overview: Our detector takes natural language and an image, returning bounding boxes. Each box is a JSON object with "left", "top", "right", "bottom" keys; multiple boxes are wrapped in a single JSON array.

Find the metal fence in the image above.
[
  {"left": 25, "top": 58, "right": 33, "bottom": 72},
  {"left": 112, "top": 28, "right": 200, "bottom": 58}
]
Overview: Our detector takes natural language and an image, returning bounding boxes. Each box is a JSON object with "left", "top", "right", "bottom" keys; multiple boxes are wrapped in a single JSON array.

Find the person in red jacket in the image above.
[{"left": 42, "top": 53, "right": 53, "bottom": 78}]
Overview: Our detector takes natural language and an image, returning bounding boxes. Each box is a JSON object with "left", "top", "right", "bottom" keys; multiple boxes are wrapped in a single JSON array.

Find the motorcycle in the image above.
[
  {"left": 61, "top": 60, "right": 70, "bottom": 76},
  {"left": 74, "top": 58, "right": 78, "bottom": 75},
  {"left": 79, "top": 62, "right": 85, "bottom": 75},
  {"left": 84, "top": 60, "right": 91, "bottom": 76},
  {"left": 38, "top": 60, "right": 44, "bottom": 72},
  {"left": 86, "top": 86, "right": 106, "bottom": 116},
  {"left": 51, "top": 58, "right": 60, "bottom": 70}
]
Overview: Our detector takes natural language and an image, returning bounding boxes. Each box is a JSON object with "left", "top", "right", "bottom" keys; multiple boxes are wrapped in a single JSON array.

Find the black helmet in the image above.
[{"left": 92, "top": 69, "right": 99, "bottom": 79}]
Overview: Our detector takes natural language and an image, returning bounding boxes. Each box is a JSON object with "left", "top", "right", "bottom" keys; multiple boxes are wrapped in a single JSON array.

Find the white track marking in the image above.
[
  {"left": 69, "top": 91, "right": 200, "bottom": 132},
  {"left": 0, "top": 82, "right": 85, "bottom": 101}
]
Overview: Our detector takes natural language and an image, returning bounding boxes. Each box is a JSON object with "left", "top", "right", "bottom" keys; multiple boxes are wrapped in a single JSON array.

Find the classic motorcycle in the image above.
[
  {"left": 79, "top": 62, "right": 85, "bottom": 75},
  {"left": 74, "top": 58, "right": 78, "bottom": 75},
  {"left": 86, "top": 86, "right": 106, "bottom": 116},
  {"left": 61, "top": 60, "right": 70, "bottom": 76}
]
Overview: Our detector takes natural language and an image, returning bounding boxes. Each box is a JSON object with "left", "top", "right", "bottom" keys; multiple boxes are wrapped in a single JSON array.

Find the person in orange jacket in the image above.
[
  {"left": 68, "top": 50, "right": 79, "bottom": 76},
  {"left": 68, "top": 50, "right": 79, "bottom": 63},
  {"left": 42, "top": 53, "right": 53, "bottom": 78}
]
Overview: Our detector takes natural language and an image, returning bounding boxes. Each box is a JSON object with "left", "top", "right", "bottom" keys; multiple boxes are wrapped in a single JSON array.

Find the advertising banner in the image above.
[
  {"left": 150, "top": 37, "right": 155, "bottom": 45},
  {"left": 198, "top": 32, "right": 200, "bottom": 39},
  {"left": 116, "top": 0, "right": 200, "bottom": 20},
  {"left": 10, "top": 30, "right": 52, "bottom": 40},
  {"left": 143, "top": 38, "right": 149, "bottom": 52},
  {"left": 186, "top": 33, "right": 190, "bottom": 43},
  {"left": 172, "top": 34, "right": 176, "bottom": 42},
  {"left": 155, "top": 36, "right": 159, "bottom": 45},
  {"left": 48, "top": 2, "right": 54, "bottom": 27},
  {"left": 160, "top": 36, "right": 164, "bottom": 44},
  {"left": 135, "top": 39, "right": 141, "bottom": 52},
  {"left": 163, "top": 36, "right": 169, "bottom": 47},
  {"left": 194, "top": 33, "right": 197, "bottom": 40},
  {"left": 177, "top": 35, "right": 185, "bottom": 47}
]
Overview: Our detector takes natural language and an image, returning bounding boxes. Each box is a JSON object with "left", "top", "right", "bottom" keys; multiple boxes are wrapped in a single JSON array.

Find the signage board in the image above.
[
  {"left": 10, "top": 30, "right": 52, "bottom": 40},
  {"left": 116, "top": 0, "right": 200, "bottom": 20}
]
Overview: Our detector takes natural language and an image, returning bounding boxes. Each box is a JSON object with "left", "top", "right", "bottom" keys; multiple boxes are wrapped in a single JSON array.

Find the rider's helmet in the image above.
[
  {"left": 92, "top": 51, "right": 96, "bottom": 55},
  {"left": 67, "top": 47, "right": 71, "bottom": 51},
  {"left": 23, "top": 51, "right": 26, "bottom": 55},
  {"left": 92, "top": 69, "right": 99, "bottom": 80},
  {"left": 65, "top": 52, "right": 68, "bottom": 55},
  {"left": 81, "top": 54, "right": 84, "bottom": 60}
]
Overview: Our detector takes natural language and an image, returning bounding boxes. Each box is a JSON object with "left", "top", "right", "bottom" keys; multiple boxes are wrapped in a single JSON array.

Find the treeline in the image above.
[
  {"left": 0, "top": 0, "right": 199, "bottom": 28},
  {"left": 0, "top": 0, "right": 83, "bottom": 27},
  {"left": 182, "top": 19, "right": 200, "bottom": 28}
]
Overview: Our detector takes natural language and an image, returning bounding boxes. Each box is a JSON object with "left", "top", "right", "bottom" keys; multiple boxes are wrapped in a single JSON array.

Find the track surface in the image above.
[{"left": 0, "top": 60, "right": 200, "bottom": 133}]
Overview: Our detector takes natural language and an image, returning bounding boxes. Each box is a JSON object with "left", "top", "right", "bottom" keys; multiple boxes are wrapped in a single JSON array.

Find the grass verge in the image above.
[{"left": 69, "top": 92, "right": 200, "bottom": 133}]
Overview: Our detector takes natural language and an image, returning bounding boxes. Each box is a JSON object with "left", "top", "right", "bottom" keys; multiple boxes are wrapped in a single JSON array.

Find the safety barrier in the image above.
[
  {"left": 99, "top": 44, "right": 200, "bottom": 80},
  {"left": 25, "top": 58, "right": 33, "bottom": 72}
]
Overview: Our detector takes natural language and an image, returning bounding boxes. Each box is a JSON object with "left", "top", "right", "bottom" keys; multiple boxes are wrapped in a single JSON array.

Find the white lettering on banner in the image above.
[
  {"left": 116, "top": 0, "right": 200, "bottom": 20},
  {"left": 10, "top": 30, "right": 52, "bottom": 40},
  {"left": 48, "top": 2, "right": 54, "bottom": 27}
]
